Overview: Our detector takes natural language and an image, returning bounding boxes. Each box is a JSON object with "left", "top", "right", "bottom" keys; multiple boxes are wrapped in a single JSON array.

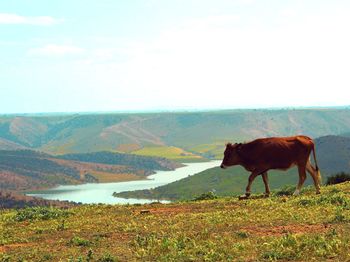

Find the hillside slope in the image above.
[
  {"left": 0, "top": 150, "right": 81, "bottom": 190},
  {"left": 1, "top": 183, "right": 350, "bottom": 261},
  {"left": 0, "top": 150, "right": 180, "bottom": 191},
  {"left": 116, "top": 135, "right": 350, "bottom": 200},
  {"left": 58, "top": 151, "right": 182, "bottom": 172},
  {"left": 315, "top": 135, "right": 350, "bottom": 174},
  {"left": 1, "top": 109, "right": 350, "bottom": 158},
  {"left": 0, "top": 190, "right": 76, "bottom": 209}
]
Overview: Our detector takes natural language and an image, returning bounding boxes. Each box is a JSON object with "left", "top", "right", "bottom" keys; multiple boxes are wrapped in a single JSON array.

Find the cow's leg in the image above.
[
  {"left": 306, "top": 160, "right": 321, "bottom": 194},
  {"left": 293, "top": 164, "right": 307, "bottom": 196},
  {"left": 243, "top": 170, "right": 260, "bottom": 198},
  {"left": 261, "top": 172, "right": 270, "bottom": 197}
]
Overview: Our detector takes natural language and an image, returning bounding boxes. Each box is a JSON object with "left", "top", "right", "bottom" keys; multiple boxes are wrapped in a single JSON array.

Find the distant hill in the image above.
[
  {"left": 1, "top": 109, "right": 350, "bottom": 159},
  {"left": 315, "top": 135, "right": 350, "bottom": 175},
  {"left": 116, "top": 135, "right": 350, "bottom": 200},
  {"left": 58, "top": 151, "right": 182, "bottom": 172},
  {"left": 0, "top": 150, "right": 181, "bottom": 191},
  {"left": 0, "top": 138, "right": 27, "bottom": 150},
  {"left": 0, "top": 190, "right": 77, "bottom": 209},
  {"left": 341, "top": 131, "right": 350, "bottom": 137},
  {"left": 0, "top": 150, "right": 80, "bottom": 190}
]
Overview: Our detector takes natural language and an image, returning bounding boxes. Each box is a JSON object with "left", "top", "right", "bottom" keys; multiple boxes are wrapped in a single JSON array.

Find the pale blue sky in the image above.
[{"left": 1, "top": 0, "right": 350, "bottom": 113}]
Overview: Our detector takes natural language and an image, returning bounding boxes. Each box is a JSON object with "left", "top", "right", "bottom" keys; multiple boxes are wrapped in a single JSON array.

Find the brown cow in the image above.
[{"left": 220, "top": 135, "right": 321, "bottom": 198}]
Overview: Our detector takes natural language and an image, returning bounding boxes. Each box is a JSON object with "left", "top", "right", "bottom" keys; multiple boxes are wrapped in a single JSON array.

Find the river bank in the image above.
[{"left": 27, "top": 161, "right": 221, "bottom": 204}]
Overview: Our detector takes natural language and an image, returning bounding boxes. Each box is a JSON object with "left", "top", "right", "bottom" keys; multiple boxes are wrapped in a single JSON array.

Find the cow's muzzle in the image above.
[{"left": 220, "top": 164, "right": 227, "bottom": 169}]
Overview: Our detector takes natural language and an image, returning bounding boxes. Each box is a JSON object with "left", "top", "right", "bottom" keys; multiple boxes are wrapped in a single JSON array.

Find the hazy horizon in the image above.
[
  {"left": 1, "top": 1, "right": 350, "bottom": 114},
  {"left": 2, "top": 104, "right": 350, "bottom": 117}
]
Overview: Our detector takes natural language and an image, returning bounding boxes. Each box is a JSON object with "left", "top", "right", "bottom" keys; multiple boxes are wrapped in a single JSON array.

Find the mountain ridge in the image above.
[{"left": 1, "top": 109, "right": 350, "bottom": 159}]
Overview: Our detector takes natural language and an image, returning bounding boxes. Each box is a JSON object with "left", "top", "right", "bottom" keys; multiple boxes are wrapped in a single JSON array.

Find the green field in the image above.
[
  {"left": 1, "top": 182, "right": 350, "bottom": 261},
  {"left": 189, "top": 142, "right": 226, "bottom": 159},
  {"left": 132, "top": 146, "right": 205, "bottom": 162}
]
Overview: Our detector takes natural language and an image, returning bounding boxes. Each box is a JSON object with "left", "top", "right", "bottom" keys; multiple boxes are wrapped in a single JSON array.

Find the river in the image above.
[{"left": 27, "top": 160, "right": 221, "bottom": 204}]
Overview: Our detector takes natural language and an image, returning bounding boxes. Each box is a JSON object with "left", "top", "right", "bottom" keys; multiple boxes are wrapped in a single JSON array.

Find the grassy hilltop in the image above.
[{"left": 1, "top": 182, "right": 350, "bottom": 261}]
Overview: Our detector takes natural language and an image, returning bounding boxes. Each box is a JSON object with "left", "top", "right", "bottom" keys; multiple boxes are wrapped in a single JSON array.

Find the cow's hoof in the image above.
[
  {"left": 264, "top": 193, "right": 270, "bottom": 198},
  {"left": 316, "top": 191, "right": 321, "bottom": 195},
  {"left": 238, "top": 195, "right": 249, "bottom": 200},
  {"left": 293, "top": 189, "right": 300, "bottom": 196}
]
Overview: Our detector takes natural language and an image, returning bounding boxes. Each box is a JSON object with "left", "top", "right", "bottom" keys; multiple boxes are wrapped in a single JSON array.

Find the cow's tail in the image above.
[{"left": 312, "top": 144, "right": 322, "bottom": 185}]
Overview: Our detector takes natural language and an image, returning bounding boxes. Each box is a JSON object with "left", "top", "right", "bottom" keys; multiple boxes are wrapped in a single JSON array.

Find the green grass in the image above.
[
  {"left": 132, "top": 146, "right": 205, "bottom": 162},
  {"left": 1, "top": 182, "right": 350, "bottom": 261},
  {"left": 261, "top": 232, "right": 342, "bottom": 260},
  {"left": 188, "top": 142, "right": 226, "bottom": 159}
]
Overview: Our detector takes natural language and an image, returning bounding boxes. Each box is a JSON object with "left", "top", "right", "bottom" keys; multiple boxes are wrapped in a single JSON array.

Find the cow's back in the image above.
[{"left": 241, "top": 136, "right": 313, "bottom": 170}]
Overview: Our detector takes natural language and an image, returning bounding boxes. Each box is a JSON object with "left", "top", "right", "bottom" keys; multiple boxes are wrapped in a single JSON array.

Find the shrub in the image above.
[
  {"left": 274, "top": 185, "right": 296, "bottom": 196},
  {"left": 69, "top": 236, "right": 91, "bottom": 247},
  {"left": 97, "top": 253, "right": 118, "bottom": 262},
  {"left": 236, "top": 231, "right": 249, "bottom": 238},
  {"left": 326, "top": 172, "right": 350, "bottom": 185},
  {"left": 14, "top": 207, "right": 70, "bottom": 222},
  {"left": 318, "top": 194, "right": 349, "bottom": 207},
  {"left": 332, "top": 208, "right": 347, "bottom": 223},
  {"left": 298, "top": 193, "right": 349, "bottom": 208},
  {"left": 298, "top": 199, "right": 314, "bottom": 206},
  {"left": 193, "top": 191, "right": 218, "bottom": 201}
]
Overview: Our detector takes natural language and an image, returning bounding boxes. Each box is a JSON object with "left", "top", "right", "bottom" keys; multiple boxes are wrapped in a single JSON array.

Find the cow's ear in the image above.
[{"left": 226, "top": 142, "right": 232, "bottom": 147}]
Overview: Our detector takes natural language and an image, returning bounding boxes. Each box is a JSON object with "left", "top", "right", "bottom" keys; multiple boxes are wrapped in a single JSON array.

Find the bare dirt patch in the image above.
[
  {"left": 0, "top": 243, "right": 33, "bottom": 253},
  {"left": 241, "top": 223, "right": 331, "bottom": 237},
  {"left": 151, "top": 207, "right": 192, "bottom": 214},
  {"left": 135, "top": 206, "right": 196, "bottom": 215}
]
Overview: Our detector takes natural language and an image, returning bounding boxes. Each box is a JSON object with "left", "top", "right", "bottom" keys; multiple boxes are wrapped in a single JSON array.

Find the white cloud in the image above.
[
  {"left": 279, "top": 8, "right": 298, "bottom": 20},
  {"left": 80, "top": 12, "right": 350, "bottom": 109},
  {"left": 237, "top": 0, "right": 255, "bottom": 5},
  {"left": 0, "top": 13, "right": 60, "bottom": 26},
  {"left": 184, "top": 15, "right": 240, "bottom": 28},
  {"left": 13, "top": 9, "right": 350, "bottom": 112},
  {"left": 28, "top": 44, "right": 85, "bottom": 56}
]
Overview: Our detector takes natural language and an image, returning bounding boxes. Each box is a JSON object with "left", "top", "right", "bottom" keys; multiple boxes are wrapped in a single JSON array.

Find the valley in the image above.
[
  {"left": 1, "top": 109, "right": 350, "bottom": 205},
  {"left": 0, "top": 150, "right": 180, "bottom": 191}
]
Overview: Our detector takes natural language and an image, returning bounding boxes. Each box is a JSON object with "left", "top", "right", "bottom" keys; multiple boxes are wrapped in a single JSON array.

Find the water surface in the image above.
[{"left": 28, "top": 160, "right": 221, "bottom": 204}]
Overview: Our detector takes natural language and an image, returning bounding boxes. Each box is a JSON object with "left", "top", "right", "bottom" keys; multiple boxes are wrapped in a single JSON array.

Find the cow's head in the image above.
[{"left": 220, "top": 143, "right": 242, "bottom": 169}]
